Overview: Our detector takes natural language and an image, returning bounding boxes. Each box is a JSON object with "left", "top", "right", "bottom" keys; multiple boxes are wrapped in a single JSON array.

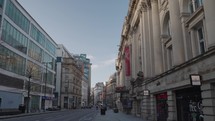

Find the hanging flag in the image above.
[{"left": 125, "top": 46, "right": 131, "bottom": 76}]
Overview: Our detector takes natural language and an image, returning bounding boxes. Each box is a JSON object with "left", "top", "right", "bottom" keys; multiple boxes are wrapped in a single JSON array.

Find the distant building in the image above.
[
  {"left": 0, "top": 0, "right": 57, "bottom": 111},
  {"left": 55, "top": 44, "right": 73, "bottom": 107},
  {"left": 93, "top": 82, "right": 104, "bottom": 105},
  {"left": 90, "top": 87, "right": 94, "bottom": 105},
  {"left": 61, "top": 57, "right": 82, "bottom": 109},
  {"left": 74, "top": 54, "right": 92, "bottom": 106},
  {"left": 105, "top": 73, "right": 117, "bottom": 108}
]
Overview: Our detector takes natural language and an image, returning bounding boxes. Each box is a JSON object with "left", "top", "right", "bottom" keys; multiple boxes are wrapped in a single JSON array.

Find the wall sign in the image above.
[
  {"left": 190, "top": 74, "right": 201, "bottom": 86},
  {"left": 143, "top": 89, "right": 150, "bottom": 96}
]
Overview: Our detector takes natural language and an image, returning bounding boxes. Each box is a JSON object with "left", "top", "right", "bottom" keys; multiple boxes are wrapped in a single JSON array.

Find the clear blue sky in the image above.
[{"left": 18, "top": 0, "right": 129, "bottom": 87}]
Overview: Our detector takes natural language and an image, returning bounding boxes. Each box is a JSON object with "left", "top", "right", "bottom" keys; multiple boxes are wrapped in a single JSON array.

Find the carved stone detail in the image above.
[
  {"left": 140, "top": 1, "right": 148, "bottom": 12},
  {"left": 139, "top": 0, "right": 152, "bottom": 12},
  {"left": 150, "top": 0, "right": 157, "bottom": 3}
]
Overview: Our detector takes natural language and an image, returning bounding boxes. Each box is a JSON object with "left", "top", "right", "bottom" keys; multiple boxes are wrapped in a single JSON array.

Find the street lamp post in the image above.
[{"left": 27, "top": 75, "right": 31, "bottom": 113}]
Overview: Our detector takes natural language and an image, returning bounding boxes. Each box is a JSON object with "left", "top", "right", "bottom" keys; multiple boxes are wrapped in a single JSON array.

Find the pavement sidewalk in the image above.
[{"left": 93, "top": 109, "right": 147, "bottom": 121}]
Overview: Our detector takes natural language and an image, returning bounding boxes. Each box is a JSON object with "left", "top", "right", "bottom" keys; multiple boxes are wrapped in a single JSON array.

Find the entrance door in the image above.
[{"left": 176, "top": 87, "right": 203, "bottom": 121}]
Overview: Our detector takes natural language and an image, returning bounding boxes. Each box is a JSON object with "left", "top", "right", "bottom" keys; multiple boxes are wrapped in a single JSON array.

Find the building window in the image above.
[
  {"left": 167, "top": 19, "right": 171, "bottom": 36},
  {"left": 64, "top": 97, "right": 68, "bottom": 108},
  {"left": 5, "top": 0, "right": 30, "bottom": 33},
  {"left": 2, "top": 20, "right": 28, "bottom": 54},
  {"left": 0, "top": 0, "right": 4, "bottom": 8},
  {"left": 65, "top": 75, "right": 69, "bottom": 79},
  {"left": 162, "top": 12, "right": 173, "bottom": 70},
  {"left": 189, "top": 22, "right": 206, "bottom": 57},
  {"left": 65, "top": 87, "right": 68, "bottom": 93},
  {"left": 0, "top": 45, "right": 26, "bottom": 75},
  {"left": 189, "top": 0, "right": 203, "bottom": 13},
  {"left": 28, "top": 40, "right": 42, "bottom": 62},
  {"left": 167, "top": 45, "right": 173, "bottom": 69},
  {"left": 56, "top": 57, "right": 61, "bottom": 62},
  {"left": 197, "top": 27, "right": 205, "bottom": 54}
]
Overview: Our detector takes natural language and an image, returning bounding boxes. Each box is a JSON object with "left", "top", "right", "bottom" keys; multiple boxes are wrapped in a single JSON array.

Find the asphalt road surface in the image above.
[{"left": 1, "top": 109, "right": 98, "bottom": 121}]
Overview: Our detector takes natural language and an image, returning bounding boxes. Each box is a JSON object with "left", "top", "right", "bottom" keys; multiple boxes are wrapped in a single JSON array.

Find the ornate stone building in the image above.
[
  {"left": 61, "top": 57, "right": 82, "bottom": 109},
  {"left": 116, "top": 0, "right": 215, "bottom": 121},
  {"left": 105, "top": 73, "right": 117, "bottom": 108}
]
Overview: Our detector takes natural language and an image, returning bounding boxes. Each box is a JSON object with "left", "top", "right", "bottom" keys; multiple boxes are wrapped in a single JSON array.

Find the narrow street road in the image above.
[{"left": 1, "top": 109, "right": 98, "bottom": 121}]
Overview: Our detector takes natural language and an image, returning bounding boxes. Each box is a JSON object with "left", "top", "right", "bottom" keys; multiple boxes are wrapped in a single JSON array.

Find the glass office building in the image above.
[{"left": 0, "top": 0, "right": 57, "bottom": 111}]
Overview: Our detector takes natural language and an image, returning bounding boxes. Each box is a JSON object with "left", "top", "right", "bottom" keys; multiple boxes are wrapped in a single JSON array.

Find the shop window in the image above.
[
  {"left": 176, "top": 87, "right": 203, "bottom": 121},
  {"left": 64, "top": 97, "right": 68, "bottom": 109},
  {"left": 156, "top": 92, "right": 168, "bottom": 121}
]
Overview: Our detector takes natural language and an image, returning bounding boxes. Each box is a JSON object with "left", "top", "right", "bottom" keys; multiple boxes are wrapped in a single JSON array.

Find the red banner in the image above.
[{"left": 125, "top": 46, "right": 131, "bottom": 76}]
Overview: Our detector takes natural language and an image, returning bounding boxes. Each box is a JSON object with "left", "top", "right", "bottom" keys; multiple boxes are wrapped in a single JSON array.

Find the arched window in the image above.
[
  {"left": 162, "top": 12, "right": 173, "bottom": 70},
  {"left": 163, "top": 12, "right": 171, "bottom": 37}
]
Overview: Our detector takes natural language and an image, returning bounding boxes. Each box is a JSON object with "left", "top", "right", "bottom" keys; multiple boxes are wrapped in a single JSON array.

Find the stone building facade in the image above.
[
  {"left": 93, "top": 82, "right": 104, "bottom": 105},
  {"left": 105, "top": 73, "right": 117, "bottom": 108},
  {"left": 61, "top": 57, "right": 82, "bottom": 109},
  {"left": 116, "top": 0, "right": 215, "bottom": 121}
]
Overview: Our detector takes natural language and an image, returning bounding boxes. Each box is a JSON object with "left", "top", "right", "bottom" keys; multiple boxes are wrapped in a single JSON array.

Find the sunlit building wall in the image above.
[{"left": 55, "top": 44, "right": 72, "bottom": 107}]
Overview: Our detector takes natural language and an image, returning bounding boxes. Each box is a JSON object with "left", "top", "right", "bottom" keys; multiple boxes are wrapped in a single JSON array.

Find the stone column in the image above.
[
  {"left": 181, "top": 13, "right": 192, "bottom": 61},
  {"left": 167, "top": 91, "right": 177, "bottom": 121},
  {"left": 203, "top": 0, "right": 215, "bottom": 49},
  {"left": 140, "top": 2, "right": 151, "bottom": 78},
  {"left": 149, "top": 94, "right": 156, "bottom": 121},
  {"left": 130, "top": 32, "right": 137, "bottom": 77},
  {"left": 168, "top": 0, "right": 185, "bottom": 65},
  {"left": 141, "top": 95, "right": 150, "bottom": 120},
  {"left": 151, "top": 0, "right": 163, "bottom": 75},
  {"left": 201, "top": 83, "right": 215, "bottom": 121},
  {"left": 148, "top": 7, "right": 154, "bottom": 77}
]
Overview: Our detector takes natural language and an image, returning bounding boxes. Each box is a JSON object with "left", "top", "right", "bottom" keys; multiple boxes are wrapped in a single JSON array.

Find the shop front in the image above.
[
  {"left": 156, "top": 92, "right": 168, "bottom": 121},
  {"left": 176, "top": 87, "right": 203, "bottom": 121},
  {"left": 31, "top": 95, "right": 40, "bottom": 111}
]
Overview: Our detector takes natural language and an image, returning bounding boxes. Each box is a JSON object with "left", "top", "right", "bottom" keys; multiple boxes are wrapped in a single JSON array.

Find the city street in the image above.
[
  {"left": 1, "top": 0, "right": 215, "bottom": 120},
  {"left": 0, "top": 108, "right": 146, "bottom": 121}
]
